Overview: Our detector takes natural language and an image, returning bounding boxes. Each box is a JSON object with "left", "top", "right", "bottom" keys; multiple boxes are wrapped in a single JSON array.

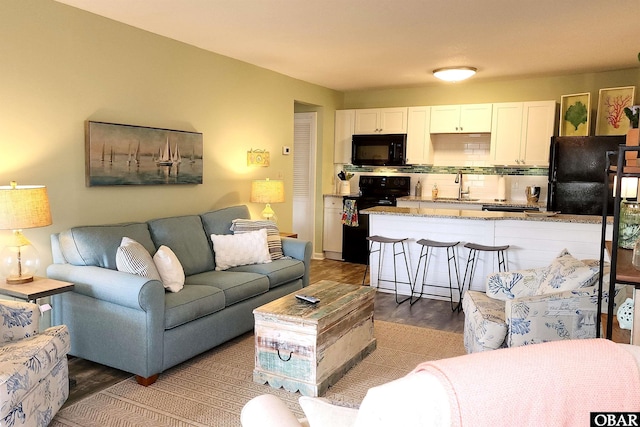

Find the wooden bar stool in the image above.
[
  {"left": 362, "top": 235, "right": 412, "bottom": 304},
  {"left": 410, "top": 239, "right": 461, "bottom": 311},
  {"left": 460, "top": 243, "right": 509, "bottom": 309}
]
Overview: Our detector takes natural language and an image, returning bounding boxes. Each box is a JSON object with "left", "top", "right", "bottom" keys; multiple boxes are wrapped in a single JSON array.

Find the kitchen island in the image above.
[{"left": 362, "top": 206, "right": 611, "bottom": 301}]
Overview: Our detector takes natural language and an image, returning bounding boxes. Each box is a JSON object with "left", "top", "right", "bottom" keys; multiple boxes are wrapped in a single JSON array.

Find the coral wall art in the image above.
[
  {"left": 596, "top": 86, "right": 635, "bottom": 136},
  {"left": 560, "top": 93, "right": 591, "bottom": 136}
]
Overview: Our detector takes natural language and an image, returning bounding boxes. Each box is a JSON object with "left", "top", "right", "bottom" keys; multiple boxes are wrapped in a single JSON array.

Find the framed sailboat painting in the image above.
[{"left": 85, "top": 121, "right": 203, "bottom": 186}]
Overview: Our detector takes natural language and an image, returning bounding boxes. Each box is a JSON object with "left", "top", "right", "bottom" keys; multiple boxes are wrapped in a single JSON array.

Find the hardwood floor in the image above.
[{"left": 63, "top": 257, "right": 627, "bottom": 407}]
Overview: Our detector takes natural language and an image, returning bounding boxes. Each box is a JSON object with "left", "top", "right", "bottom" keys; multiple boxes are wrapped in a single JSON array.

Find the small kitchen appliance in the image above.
[{"left": 525, "top": 186, "right": 541, "bottom": 203}]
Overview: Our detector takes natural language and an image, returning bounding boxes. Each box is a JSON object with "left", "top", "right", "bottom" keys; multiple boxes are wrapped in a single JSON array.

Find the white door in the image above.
[{"left": 293, "top": 112, "right": 317, "bottom": 244}]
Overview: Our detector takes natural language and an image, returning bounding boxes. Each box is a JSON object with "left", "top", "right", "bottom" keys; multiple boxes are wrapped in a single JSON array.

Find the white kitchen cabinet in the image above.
[
  {"left": 490, "top": 100, "right": 555, "bottom": 166},
  {"left": 429, "top": 103, "right": 492, "bottom": 133},
  {"left": 354, "top": 107, "right": 408, "bottom": 134},
  {"left": 334, "top": 110, "right": 355, "bottom": 164},
  {"left": 406, "top": 106, "right": 434, "bottom": 165},
  {"left": 323, "top": 196, "right": 343, "bottom": 260}
]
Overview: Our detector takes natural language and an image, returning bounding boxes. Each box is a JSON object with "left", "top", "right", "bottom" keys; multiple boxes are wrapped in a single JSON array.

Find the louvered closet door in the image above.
[{"left": 293, "top": 112, "right": 317, "bottom": 243}]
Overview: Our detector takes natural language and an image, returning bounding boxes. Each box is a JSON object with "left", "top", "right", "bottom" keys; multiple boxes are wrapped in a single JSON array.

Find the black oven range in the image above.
[{"left": 342, "top": 175, "right": 411, "bottom": 264}]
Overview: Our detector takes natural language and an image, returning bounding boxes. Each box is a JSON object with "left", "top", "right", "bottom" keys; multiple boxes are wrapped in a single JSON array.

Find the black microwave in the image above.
[{"left": 351, "top": 134, "right": 407, "bottom": 166}]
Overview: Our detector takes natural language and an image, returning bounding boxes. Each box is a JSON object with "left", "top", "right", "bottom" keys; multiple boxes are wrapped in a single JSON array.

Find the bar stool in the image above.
[
  {"left": 410, "top": 239, "right": 461, "bottom": 311},
  {"left": 460, "top": 243, "right": 509, "bottom": 306},
  {"left": 362, "top": 235, "right": 412, "bottom": 304}
]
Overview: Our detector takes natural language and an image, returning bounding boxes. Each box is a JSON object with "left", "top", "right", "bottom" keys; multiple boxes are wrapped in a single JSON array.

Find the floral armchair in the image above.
[
  {"left": 462, "top": 249, "right": 625, "bottom": 353},
  {"left": 0, "top": 300, "right": 70, "bottom": 427}
]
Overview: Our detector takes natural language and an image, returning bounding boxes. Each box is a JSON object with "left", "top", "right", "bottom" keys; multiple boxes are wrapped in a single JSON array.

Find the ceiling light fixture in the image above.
[{"left": 433, "top": 67, "right": 477, "bottom": 82}]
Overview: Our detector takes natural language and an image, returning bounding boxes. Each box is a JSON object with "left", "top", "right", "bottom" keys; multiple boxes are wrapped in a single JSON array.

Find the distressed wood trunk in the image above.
[{"left": 253, "top": 280, "right": 377, "bottom": 396}]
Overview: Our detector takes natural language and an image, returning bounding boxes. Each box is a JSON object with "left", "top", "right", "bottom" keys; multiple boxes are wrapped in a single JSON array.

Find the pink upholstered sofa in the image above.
[{"left": 241, "top": 339, "right": 640, "bottom": 427}]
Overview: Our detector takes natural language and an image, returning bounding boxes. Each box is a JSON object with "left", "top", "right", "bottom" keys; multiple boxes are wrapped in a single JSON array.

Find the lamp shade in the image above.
[
  {"left": 613, "top": 176, "right": 639, "bottom": 199},
  {"left": 250, "top": 179, "right": 285, "bottom": 204},
  {"left": 0, "top": 183, "right": 52, "bottom": 230}
]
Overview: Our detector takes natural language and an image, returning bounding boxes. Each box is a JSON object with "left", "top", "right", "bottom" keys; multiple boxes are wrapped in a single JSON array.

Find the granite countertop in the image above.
[
  {"left": 397, "top": 196, "right": 544, "bottom": 209},
  {"left": 362, "top": 206, "right": 609, "bottom": 224}
]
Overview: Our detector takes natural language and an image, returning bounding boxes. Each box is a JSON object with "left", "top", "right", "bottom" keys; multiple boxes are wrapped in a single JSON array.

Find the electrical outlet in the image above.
[{"left": 282, "top": 146, "right": 291, "bottom": 155}]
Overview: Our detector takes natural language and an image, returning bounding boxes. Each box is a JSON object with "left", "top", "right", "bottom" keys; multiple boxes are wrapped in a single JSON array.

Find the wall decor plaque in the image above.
[{"left": 85, "top": 121, "right": 203, "bottom": 186}]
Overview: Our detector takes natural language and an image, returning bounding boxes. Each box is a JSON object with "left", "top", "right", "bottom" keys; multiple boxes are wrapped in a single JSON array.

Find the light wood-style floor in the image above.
[{"left": 64, "top": 258, "right": 629, "bottom": 408}]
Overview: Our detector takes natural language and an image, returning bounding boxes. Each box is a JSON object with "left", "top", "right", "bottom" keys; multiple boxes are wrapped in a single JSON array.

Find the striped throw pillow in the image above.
[
  {"left": 230, "top": 219, "right": 284, "bottom": 260},
  {"left": 116, "top": 237, "right": 162, "bottom": 281}
]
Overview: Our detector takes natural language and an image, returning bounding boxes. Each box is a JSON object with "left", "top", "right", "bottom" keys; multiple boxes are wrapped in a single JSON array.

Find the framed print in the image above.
[
  {"left": 596, "top": 86, "right": 635, "bottom": 135},
  {"left": 560, "top": 93, "right": 590, "bottom": 136},
  {"left": 86, "top": 121, "right": 203, "bottom": 186}
]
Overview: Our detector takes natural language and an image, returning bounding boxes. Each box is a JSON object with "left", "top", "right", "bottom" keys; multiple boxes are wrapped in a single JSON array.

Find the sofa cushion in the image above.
[
  {"left": 229, "top": 258, "right": 305, "bottom": 289},
  {"left": 153, "top": 245, "right": 185, "bottom": 292},
  {"left": 148, "top": 215, "right": 214, "bottom": 276},
  {"left": 185, "top": 270, "right": 269, "bottom": 306},
  {"left": 116, "top": 237, "right": 162, "bottom": 281},
  {"left": 231, "top": 219, "right": 284, "bottom": 260},
  {"left": 164, "top": 285, "right": 226, "bottom": 329},
  {"left": 537, "top": 250, "right": 596, "bottom": 295},
  {"left": 462, "top": 291, "right": 507, "bottom": 353},
  {"left": 200, "top": 205, "right": 251, "bottom": 237},
  {"left": 58, "top": 223, "right": 154, "bottom": 269},
  {"left": 211, "top": 229, "right": 272, "bottom": 271}
]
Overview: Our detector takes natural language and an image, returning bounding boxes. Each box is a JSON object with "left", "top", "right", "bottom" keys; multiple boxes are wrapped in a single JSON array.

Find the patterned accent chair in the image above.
[
  {"left": 462, "top": 249, "right": 624, "bottom": 353},
  {"left": 0, "top": 300, "right": 70, "bottom": 427}
]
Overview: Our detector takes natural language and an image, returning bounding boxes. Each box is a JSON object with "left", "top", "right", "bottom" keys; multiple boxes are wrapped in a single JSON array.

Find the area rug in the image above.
[{"left": 51, "top": 321, "right": 465, "bottom": 427}]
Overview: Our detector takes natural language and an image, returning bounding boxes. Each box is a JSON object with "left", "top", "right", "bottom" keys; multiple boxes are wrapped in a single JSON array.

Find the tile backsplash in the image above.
[{"left": 337, "top": 133, "right": 549, "bottom": 202}]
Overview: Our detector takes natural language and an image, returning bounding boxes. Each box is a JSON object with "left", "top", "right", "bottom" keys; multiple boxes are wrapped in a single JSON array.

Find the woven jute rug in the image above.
[{"left": 51, "top": 321, "right": 465, "bottom": 427}]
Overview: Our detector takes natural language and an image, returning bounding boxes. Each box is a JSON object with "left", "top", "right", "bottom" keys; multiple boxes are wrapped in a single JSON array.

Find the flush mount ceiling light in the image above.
[{"left": 433, "top": 67, "right": 477, "bottom": 82}]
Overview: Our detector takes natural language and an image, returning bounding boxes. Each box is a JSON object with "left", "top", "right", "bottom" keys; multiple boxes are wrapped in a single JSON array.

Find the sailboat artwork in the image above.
[
  {"left": 86, "top": 121, "right": 203, "bottom": 187},
  {"left": 156, "top": 137, "right": 174, "bottom": 167}
]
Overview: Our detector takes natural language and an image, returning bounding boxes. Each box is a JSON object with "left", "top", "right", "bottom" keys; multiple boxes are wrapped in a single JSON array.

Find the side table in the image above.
[
  {"left": 0, "top": 276, "right": 76, "bottom": 387},
  {"left": 0, "top": 276, "right": 74, "bottom": 302},
  {"left": 279, "top": 232, "right": 298, "bottom": 238}
]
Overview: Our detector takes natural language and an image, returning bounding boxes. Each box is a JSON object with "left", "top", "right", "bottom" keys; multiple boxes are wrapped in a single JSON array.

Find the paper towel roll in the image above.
[{"left": 497, "top": 176, "right": 506, "bottom": 201}]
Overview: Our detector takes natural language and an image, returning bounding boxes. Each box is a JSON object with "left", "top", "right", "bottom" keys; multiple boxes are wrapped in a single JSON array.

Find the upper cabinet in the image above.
[
  {"left": 354, "top": 107, "right": 408, "bottom": 134},
  {"left": 334, "top": 109, "right": 355, "bottom": 164},
  {"left": 429, "top": 103, "right": 493, "bottom": 133},
  {"left": 406, "top": 106, "right": 434, "bottom": 165},
  {"left": 490, "top": 101, "right": 556, "bottom": 166}
]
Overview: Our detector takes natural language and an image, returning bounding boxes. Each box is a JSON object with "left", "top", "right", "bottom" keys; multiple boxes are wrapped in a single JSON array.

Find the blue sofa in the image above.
[{"left": 46, "top": 205, "right": 311, "bottom": 386}]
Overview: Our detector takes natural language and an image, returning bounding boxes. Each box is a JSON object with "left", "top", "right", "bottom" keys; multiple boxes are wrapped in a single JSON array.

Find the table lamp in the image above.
[
  {"left": 0, "top": 181, "right": 52, "bottom": 284},
  {"left": 250, "top": 178, "right": 284, "bottom": 222}
]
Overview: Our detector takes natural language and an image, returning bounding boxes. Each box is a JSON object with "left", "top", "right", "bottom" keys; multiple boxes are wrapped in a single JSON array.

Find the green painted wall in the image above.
[{"left": 0, "top": 0, "right": 342, "bottom": 264}]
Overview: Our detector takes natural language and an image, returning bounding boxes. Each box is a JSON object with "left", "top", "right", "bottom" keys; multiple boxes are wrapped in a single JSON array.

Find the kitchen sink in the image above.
[{"left": 435, "top": 197, "right": 480, "bottom": 202}]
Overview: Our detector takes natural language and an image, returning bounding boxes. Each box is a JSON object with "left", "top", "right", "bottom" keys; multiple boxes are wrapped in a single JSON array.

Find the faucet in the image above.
[{"left": 455, "top": 171, "right": 470, "bottom": 200}]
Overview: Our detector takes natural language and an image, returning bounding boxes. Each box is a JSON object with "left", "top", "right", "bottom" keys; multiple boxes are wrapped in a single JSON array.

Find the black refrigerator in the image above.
[{"left": 547, "top": 136, "right": 626, "bottom": 215}]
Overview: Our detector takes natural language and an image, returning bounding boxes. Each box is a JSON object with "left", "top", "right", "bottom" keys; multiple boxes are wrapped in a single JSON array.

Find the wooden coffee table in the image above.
[{"left": 253, "top": 280, "right": 376, "bottom": 396}]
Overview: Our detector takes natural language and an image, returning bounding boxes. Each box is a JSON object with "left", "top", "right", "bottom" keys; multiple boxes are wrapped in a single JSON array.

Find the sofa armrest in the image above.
[
  {"left": 281, "top": 237, "right": 312, "bottom": 287},
  {"left": 0, "top": 300, "right": 41, "bottom": 343},
  {"left": 46, "top": 263, "right": 165, "bottom": 311},
  {"left": 241, "top": 394, "right": 306, "bottom": 427},
  {"left": 504, "top": 285, "right": 597, "bottom": 348},
  {"left": 486, "top": 266, "right": 549, "bottom": 301}
]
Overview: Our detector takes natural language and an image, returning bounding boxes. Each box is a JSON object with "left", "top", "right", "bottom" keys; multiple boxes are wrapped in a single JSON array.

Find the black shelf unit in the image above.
[{"left": 597, "top": 145, "right": 640, "bottom": 340}]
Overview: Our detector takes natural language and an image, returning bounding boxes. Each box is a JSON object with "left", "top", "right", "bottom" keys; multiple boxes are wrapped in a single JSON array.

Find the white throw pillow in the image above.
[
  {"left": 211, "top": 228, "right": 271, "bottom": 271},
  {"left": 231, "top": 219, "right": 284, "bottom": 260},
  {"left": 153, "top": 245, "right": 185, "bottom": 292},
  {"left": 115, "top": 237, "right": 162, "bottom": 281},
  {"left": 537, "top": 249, "right": 596, "bottom": 295},
  {"left": 299, "top": 396, "right": 359, "bottom": 427}
]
